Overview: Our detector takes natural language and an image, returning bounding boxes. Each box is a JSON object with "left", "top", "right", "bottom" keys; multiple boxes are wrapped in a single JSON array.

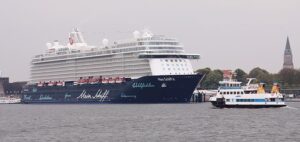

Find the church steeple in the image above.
[{"left": 283, "top": 36, "right": 294, "bottom": 69}]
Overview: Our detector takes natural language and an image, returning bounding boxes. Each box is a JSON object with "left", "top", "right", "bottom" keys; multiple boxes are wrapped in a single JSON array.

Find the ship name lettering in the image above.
[
  {"left": 157, "top": 77, "right": 175, "bottom": 82},
  {"left": 132, "top": 83, "right": 155, "bottom": 89}
]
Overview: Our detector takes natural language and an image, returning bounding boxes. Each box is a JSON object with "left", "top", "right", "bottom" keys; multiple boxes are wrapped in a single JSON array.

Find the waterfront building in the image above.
[{"left": 0, "top": 77, "right": 26, "bottom": 97}]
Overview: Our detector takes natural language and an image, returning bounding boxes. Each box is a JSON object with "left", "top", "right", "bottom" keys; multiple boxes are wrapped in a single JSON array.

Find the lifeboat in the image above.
[
  {"left": 48, "top": 81, "right": 54, "bottom": 86},
  {"left": 57, "top": 81, "right": 64, "bottom": 86},
  {"left": 102, "top": 78, "right": 108, "bottom": 84},
  {"left": 116, "top": 77, "right": 125, "bottom": 83},
  {"left": 78, "top": 77, "right": 87, "bottom": 85},
  {"left": 108, "top": 77, "right": 116, "bottom": 83},
  {"left": 37, "top": 82, "right": 44, "bottom": 87},
  {"left": 90, "top": 77, "right": 99, "bottom": 84}
]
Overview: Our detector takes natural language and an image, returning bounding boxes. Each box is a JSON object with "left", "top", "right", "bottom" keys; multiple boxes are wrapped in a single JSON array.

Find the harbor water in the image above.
[{"left": 0, "top": 103, "right": 299, "bottom": 142}]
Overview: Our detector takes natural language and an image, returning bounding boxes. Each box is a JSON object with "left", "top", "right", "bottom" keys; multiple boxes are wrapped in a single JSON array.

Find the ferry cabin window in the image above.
[{"left": 226, "top": 99, "right": 230, "bottom": 102}]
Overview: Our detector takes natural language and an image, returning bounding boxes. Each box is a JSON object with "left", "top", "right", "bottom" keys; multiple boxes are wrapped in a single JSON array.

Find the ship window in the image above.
[
  {"left": 230, "top": 92, "right": 233, "bottom": 94},
  {"left": 170, "top": 60, "right": 173, "bottom": 62},
  {"left": 165, "top": 59, "right": 168, "bottom": 62},
  {"left": 226, "top": 99, "right": 230, "bottom": 102},
  {"left": 237, "top": 92, "right": 240, "bottom": 94}
]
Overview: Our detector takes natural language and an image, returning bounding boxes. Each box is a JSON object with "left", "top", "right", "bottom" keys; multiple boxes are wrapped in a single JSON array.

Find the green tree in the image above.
[
  {"left": 200, "top": 70, "right": 223, "bottom": 89},
  {"left": 195, "top": 68, "right": 211, "bottom": 75},
  {"left": 278, "top": 68, "right": 297, "bottom": 86},
  {"left": 248, "top": 67, "right": 272, "bottom": 84},
  {"left": 234, "top": 68, "right": 247, "bottom": 83},
  {"left": 295, "top": 70, "right": 300, "bottom": 85}
]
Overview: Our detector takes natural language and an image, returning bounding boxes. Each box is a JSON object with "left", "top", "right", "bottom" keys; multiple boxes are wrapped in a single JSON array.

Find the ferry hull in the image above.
[
  {"left": 211, "top": 101, "right": 286, "bottom": 108},
  {"left": 22, "top": 74, "right": 203, "bottom": 103}
]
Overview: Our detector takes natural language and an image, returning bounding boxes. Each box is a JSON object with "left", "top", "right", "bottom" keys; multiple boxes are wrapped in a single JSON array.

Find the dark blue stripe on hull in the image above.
[
  {"left": 22, "top": 74, "right": 203, "bottom": 103},
  {"left": 211, "top": 102, "right": 286, "bottom": 108}
]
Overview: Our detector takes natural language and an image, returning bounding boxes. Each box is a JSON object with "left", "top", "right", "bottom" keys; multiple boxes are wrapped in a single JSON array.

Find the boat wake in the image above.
[{"left": 285, "top": 106, "right": 298, "bottom": 110}]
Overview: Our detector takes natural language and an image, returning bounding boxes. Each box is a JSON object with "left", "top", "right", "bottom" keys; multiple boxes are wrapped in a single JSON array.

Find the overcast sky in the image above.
[{"left": 0, "top": 0, "right": 299, "bottom": 81}]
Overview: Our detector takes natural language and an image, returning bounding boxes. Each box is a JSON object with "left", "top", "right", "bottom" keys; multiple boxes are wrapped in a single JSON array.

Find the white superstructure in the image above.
[{"left": 30, "top": 29, "right": 200, "bottom": 83}]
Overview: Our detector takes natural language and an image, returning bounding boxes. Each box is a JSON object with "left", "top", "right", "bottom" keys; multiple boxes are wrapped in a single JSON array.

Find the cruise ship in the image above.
[{"left": 21, "top": 29, "right": 203, "bottom": 103}]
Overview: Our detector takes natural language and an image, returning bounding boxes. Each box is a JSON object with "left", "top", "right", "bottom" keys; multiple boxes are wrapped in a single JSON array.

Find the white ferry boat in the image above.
[
  {"left": 0, "top": 97, "right": 21, "bottom": 104},
  {"left": 209, "top": 79, "right": 286, "bottom": 108}
]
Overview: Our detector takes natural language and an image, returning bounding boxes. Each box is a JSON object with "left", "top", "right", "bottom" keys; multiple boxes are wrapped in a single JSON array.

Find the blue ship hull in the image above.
[{"left": 21, "top": 74, "right": 203, "bottom": 103}]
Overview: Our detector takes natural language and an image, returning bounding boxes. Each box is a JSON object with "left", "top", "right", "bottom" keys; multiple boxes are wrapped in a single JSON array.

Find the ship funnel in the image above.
[
  {"left": 69, "top": 28, "right": 86, "bottom": 44},
  {"left": 102, "top": 38, "right": 109, "bottom": 47},
  {"left": 133, "top": 30, "right": 141, "bottom": 39}
]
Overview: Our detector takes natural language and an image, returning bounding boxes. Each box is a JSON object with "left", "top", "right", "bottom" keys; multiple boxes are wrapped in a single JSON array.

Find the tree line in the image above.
[{"left": 195, "top": 67, "right": 300, "bottom": 89}]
